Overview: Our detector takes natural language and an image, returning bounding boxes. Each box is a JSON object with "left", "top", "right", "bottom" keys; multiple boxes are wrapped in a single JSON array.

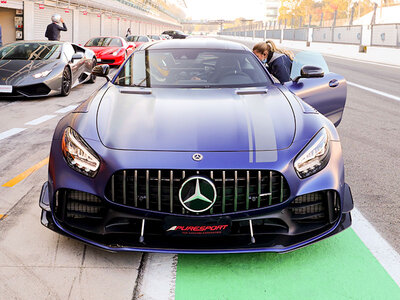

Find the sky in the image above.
[{"left": 182, "top": 0, "right": 267, "bottom": 21}]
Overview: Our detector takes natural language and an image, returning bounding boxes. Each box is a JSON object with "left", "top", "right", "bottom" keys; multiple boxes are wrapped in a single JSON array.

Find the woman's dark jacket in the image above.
[{"left": 266, "top": 52, "right": 292, "bottom": 83}]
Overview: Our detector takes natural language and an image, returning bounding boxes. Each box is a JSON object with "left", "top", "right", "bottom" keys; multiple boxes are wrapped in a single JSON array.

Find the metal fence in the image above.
[
  {"left": 283, "top": 28, "right": 308, "bottom": 41},
  {"left": 220, "top": 24, "right": 400, "bottom": 48}
]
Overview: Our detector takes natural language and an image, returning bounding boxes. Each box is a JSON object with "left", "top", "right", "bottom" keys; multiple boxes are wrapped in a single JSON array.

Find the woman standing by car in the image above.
[{"left": 253, "top": 40, "right": 293, "bottom": 83}]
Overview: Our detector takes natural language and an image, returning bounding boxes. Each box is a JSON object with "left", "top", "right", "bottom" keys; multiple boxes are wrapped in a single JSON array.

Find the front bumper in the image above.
[
  {"left": 39, "top": 181, "right": 353, "bottom": 253},
  {"left": 96, "top": 54, "right": 124, "bottom": 66}
]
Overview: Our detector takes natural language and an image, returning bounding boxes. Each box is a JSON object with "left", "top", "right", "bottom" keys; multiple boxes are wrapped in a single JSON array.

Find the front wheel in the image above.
[{"left": 60, "top": 67, "right": 72, "bottom": 96}]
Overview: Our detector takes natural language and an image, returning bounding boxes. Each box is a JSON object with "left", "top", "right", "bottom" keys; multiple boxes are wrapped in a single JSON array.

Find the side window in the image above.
[
  {"left": 116, "top": 52, "right": 146, "bottom": 86},
  {"left": 63, "top": 43, "right": 75, "bottom": 62}
]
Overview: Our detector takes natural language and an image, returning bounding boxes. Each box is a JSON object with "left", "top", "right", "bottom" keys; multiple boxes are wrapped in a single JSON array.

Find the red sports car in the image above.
[{"left": 84, "top": 36, "right": 135, "bottom": 66}]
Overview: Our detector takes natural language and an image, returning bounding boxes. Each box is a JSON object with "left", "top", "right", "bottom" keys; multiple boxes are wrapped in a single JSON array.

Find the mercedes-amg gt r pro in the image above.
[
  {"left": 39, "top": 39, "right": 354, "bottom": 253},
  {"left": 0, "top": 41, "right": 96, "bottom": 98}
]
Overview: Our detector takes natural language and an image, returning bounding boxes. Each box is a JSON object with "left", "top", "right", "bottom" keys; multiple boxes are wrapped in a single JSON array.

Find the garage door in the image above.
[
  {"left": 33, "top": 4, "right": 73, "bottom": 42},
  {"left": 78, "top": 12, "right": 90, "bottom": 44},
  {"left": 112, "top": 18, "right": 119, "bottom": 36},
  {"left": 120, "top": 19, "right": 129, "bottom": 37},
  {"left": 103, "top": 16, "right": 112, "bottom": 36},
  {"left": 90, "top": 13, "right": 101, "bottom": 39}
]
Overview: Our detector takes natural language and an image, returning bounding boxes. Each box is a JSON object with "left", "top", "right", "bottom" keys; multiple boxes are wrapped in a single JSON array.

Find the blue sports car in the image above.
[{"left": 39, "top": 39, "right": 353, "bottom": 253}]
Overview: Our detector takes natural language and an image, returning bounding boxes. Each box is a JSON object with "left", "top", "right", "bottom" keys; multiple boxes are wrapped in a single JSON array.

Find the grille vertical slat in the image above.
[
  {"left": 246, "top": 171, "right": 250, "bottom": 210},
  {"left": 257, "top": 171, "right": 261, "bottom": 208},
  {"left": 269, "top": 171, "right": 273, "bottom": 205},
  {"left": 106, "top": 169, "right": 290, "bottom": 215},
  {"left": 146, "top": 170, "right": 150, "bottom": 209},
  {"left": 170, "top": 170, "right": 173, "bottom": 213},
  {"left": 158, "top": 170, "right": 162, "bottom": 211},
  {"left": 182, "top": 171, "right": 185, "bottom": 214},
  {"left": 234, "top": 171, "right": 238, "bottom": 212},
  {"left": 222, "top": 171, "right": 226, "bottom": 213},
  {"left": 210, "top": 171, "right": 214, "bottom": 214},
  {"left": 123, "top": 170, "right": 127, "bottom": 205},
  {"left": 111, "top": 175, "right": 115, "bottom": 203},
  {"left": 134, "top": 170, "right": 138, "bottom": 207}
]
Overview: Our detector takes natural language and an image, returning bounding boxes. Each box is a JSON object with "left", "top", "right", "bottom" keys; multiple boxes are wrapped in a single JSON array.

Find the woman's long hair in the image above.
[{"left": 253, "top": 40, "right": 294, "bottom": 61}]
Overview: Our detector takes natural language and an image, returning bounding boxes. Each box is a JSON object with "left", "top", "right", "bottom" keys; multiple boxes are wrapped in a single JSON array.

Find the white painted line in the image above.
[
  {"left": 352, "top": 207, "right": 400, "bottom": 287},
  {"left": 25, "top": 115, "right": 57, "bottom": 126},
  {"left": 136, "top": 253, "right": 178, "bottom": 300},
  {"left": 0, "top": 128, "right": 26, "bottom": 141},
  {"left": 347, "top": 81, "right": 400, "bottom": 102},
  {"left": 55, "top": 104, "right": 78, "bottom": 114}
]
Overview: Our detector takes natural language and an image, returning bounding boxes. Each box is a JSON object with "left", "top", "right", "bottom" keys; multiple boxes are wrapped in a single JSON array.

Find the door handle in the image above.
[{"left": 329, "top": 79, "right": 339, "bottom": 88}]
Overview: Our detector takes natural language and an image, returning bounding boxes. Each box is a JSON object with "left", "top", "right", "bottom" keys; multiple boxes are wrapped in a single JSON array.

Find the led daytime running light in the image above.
[
  {"left": 294, "top": 128, "right": 330, "bottom": 178},
  {"left": 62, "top": 127, "right": 100, "bottom": 177}
]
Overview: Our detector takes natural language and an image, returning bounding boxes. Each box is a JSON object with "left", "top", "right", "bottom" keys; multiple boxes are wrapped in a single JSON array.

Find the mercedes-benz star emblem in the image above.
[
  {"left": 179, "top": 176, "right": 216, "bottom": 213},
  {"left": 192, "top": 153, "right": 203, "bottom": 161}
]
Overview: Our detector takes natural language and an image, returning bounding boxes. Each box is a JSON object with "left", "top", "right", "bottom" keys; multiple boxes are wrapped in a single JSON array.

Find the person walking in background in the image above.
[
  {"left": 126, "top": 28, "right": 131, "bottom": 38},
  {"left": 253, "top": 40, "right": 294, "bottom": 83},
  {"left": 45, "top": 14, "right": 67, "bottom": 41}
]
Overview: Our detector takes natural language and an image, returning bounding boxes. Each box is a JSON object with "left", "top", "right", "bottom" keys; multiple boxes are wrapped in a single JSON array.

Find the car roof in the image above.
[
  {"left": 140, "top": 38, "right": 249, "bottom": 51},
  {"left": 7, "top": 40, "right": 64, "bottom": 45}
]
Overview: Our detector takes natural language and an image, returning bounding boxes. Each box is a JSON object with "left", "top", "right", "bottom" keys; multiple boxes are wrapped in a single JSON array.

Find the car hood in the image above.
[
  {"left": 0, "top": 59, "right": 58, "bottom": 85},
  {"left": 87, "top": 47, "right": 120, "bottom": 56},
  {"left": 96, "top": 85, "right": 295, "bottom": 152}
]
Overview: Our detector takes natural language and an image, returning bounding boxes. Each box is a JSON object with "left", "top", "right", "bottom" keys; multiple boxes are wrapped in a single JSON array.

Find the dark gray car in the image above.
[{"left": 0, "top": 41, "right": 96, "bottom": 98}]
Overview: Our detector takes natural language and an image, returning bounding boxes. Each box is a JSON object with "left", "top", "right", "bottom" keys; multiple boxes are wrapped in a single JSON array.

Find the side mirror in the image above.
[
  {"left": 92, "top": 64, "right": 110, "bottom": 81},
  {"left": 71, "top": 53, "right": 84, "bottom": 62},
  {"left": 293, "top": 65, "right": 324, "bottom": 83}
]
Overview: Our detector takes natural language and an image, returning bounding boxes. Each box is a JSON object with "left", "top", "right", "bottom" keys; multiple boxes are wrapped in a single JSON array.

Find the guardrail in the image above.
[{"left": 220, "top": 24, "right": 400, "bottom": 48}]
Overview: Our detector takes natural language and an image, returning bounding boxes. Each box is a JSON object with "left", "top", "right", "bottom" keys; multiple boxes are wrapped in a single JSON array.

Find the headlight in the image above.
[
  {"left": 32, "top": 70, "right": 51, "bottom": 79},
  {"left": 112, "top": 49, "right": 122, "bottom": 56},
  {"left": 61, "top": 127, "right": 100, "bottom": 177},
  {"left": 294, "top": 127, "right": 330, "bottom": 178}
]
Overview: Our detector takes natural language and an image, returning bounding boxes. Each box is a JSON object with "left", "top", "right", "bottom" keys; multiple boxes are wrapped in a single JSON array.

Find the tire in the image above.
[
  {"left": 60, "top": 67, "right": 72, "bottom": 96},
  {"left": 87, "top": 58, "right": 96, "bottom": 83}
]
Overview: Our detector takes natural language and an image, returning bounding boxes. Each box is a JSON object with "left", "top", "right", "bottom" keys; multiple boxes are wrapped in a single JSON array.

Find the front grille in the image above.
[
  {"left": 54, "top": 189, "right": 105, "bottom": 221},
  {"left": 105, "top": 170, "right": 290, "bottom": 215},
  {"left": 289, "top": 191, "right": 340, "bottom": 223},
  {"left": 100, "top": 59, "right": 115, "bottom": 64}
]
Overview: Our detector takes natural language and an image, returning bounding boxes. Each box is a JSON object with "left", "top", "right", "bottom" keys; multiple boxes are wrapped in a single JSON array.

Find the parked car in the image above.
[
  {"left": 160, "top": 34, "right": 172, "bottom": 40},
  {"left": 147, "top": 35, "right": 161, "bottom": 41},
  {"left": 39, "top": 39, "right": 353, "bottom": 253},
  {"left": 162, "top": 30, "right": 188, "bottom": 39},
  {"left": 125, "top": 35, "right": 151, "bottom": 48},
  {"left": 0, "top": 41, "right": 96, "bottom": 98},
  {"left": 84, "top": 36, "right": 134, "bottom": 66}
]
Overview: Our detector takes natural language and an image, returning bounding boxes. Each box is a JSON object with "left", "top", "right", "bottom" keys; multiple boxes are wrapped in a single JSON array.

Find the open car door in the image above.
[{"left": 284, "top": 51, "right": 347, "bottom": 127}]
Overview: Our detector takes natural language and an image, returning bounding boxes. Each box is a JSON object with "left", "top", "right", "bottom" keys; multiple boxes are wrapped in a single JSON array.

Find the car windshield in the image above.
[
  {"left": 149, "top": 35, "right": 160, "bottom": 40},
  {"left": 114, "top": 49, "right": 272, "bottom": 88},
  {"left": 0, "top": 43, "right": 61, "bottom": 60},
  {"left": 85, "top": 37, "right": 122, "bottom": 47},
  {"left": 126, "top": 36, "right": 148, "bottom": 42}
]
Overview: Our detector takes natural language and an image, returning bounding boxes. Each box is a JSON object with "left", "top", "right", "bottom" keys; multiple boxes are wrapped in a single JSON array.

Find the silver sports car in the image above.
[{"left": 0, "top": 41, "right": 96, "bottom": 98}]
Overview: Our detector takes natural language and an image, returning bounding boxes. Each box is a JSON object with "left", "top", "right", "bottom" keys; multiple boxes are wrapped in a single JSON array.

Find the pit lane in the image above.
[{"left": 0, "top": 43, "right": 399, "bottom": 299}]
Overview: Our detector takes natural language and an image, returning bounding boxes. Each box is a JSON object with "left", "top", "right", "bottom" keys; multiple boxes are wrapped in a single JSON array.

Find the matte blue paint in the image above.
[{"left": 40, "top": 39, "right": 351, "bottom": 253}]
